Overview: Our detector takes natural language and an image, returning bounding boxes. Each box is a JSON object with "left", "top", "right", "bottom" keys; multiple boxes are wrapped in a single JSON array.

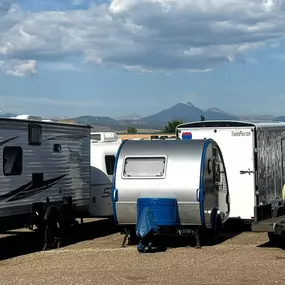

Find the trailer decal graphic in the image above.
[
  {"left": 0, "top": 136, "right": 19, "bottom": 146},
  {"left": 44, "top": 135, "right": 88, "bottom": 142},
  {"left": 0, "top": 174, "right": 67, "bottom": 202},
  {"left": 182, "top": 132, "right": 192, "bottom": 140}
]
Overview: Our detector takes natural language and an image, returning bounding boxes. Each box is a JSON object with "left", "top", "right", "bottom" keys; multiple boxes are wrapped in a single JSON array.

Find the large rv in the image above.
[{"left": 0, "top": 118, "right": 91, "bottom": 249}]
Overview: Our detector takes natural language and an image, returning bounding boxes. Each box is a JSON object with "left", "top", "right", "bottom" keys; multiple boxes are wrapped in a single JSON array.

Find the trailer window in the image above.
[
  {"left": 3, "top": 146, "right": 23, "bottom": 176},
  {"left": 105, "top": 155, "right": 115, "bottom": 175},
  {"left": 91, "top": 134, "right": 101, "bottom": 141},
  {"left": 28, "top": 124, "right": 42, "bottom": 146},
  {"left": 123, "top": 157, "right": 166, "bottom": 178}
]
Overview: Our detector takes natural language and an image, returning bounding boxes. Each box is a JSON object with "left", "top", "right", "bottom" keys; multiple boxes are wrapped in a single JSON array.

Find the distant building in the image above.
[
  {"left": 118, "top": 133, "right": 175, "bottom": 140},
  {"left": 91, "top": 132, "right": 121, "bottom": 143}
]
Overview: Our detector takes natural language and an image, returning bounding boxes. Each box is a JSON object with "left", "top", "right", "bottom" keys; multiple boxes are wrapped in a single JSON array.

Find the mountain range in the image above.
[
  {"left": 66, "top": 102, "right": 284, "bottom": 131},
  {"left": 1, "top": 102, "right": 283, "bottom": 132}
]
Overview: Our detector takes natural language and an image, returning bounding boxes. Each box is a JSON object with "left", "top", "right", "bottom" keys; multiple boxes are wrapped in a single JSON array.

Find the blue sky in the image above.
[{"left": 1, "top": 0, "right": 285, "bottom": 118}]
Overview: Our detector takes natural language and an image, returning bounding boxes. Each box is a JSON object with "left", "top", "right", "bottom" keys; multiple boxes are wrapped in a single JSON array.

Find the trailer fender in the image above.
[
  {"left": 44, "top": 205, "right": 62, "bottom": 223},
  {"left": 269, "top": 198, "right": 285, "bottom": 217},
  {"left": 269, "top": 198, "right": 283, "bottom": 208}
]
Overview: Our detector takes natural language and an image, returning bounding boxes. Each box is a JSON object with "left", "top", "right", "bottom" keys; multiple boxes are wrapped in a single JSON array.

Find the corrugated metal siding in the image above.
[
  {"left": 0, "top": 120, "right": 90, "bottom": 218},
  {"left": 257, "top": 126, "right": 285, "bottom": 204}
]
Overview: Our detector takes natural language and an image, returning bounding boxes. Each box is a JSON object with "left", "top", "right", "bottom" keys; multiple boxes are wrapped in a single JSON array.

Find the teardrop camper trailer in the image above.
[{"left": 112, "top": 139, "right": 230, "bottom": 249}]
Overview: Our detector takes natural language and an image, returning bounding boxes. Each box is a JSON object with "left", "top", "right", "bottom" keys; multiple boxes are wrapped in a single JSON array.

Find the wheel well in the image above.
[{"left": 44, "top": 205, "right": 62, "bottom": 223}]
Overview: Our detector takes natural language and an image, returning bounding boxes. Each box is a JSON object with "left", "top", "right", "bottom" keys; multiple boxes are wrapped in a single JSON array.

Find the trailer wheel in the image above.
[
  {"left": 128, "top": 227, "right": 138, "bottom": 245},
  {"left": 42, "top": 220, "right": 60, "bottom": 251},
  {"left": 42, "top": 206, "right": 61, "bottom": 251},
  {"left": 213, "top": 214, "right": 222, "bottom": 243},
  {"left": 207, "top": 213, "right": 222, "bottom": 245}
]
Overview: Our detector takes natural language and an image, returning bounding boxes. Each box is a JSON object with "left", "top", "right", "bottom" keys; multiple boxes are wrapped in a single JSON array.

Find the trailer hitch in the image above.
[{"left": 240, "top": 169, "right": 254, "bottom": 175}]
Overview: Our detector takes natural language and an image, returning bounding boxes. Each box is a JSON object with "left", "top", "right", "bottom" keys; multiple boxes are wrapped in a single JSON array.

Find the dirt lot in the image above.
[{"left": 1, "top": 219, "right": 285, "bottom": 285}]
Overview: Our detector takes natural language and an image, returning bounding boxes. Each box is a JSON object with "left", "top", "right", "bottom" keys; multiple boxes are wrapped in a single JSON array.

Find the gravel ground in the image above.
[{"left": 1, "top": 219, "right": 285, "bottom": 285}]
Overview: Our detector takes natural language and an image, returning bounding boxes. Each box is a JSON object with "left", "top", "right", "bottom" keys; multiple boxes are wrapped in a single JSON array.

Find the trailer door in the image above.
[{"left": 178, "top": 127, "right": 255, "bottom": 220}]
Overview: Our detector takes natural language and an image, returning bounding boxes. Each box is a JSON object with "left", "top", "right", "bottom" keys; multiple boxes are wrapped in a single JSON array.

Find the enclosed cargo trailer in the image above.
[{"left": 176, "top": 120, "right": 285, "bottom": 223}]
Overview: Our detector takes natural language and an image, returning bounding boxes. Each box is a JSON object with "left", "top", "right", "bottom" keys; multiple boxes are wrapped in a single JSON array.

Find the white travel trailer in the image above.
[
  {"left": 89, "top": 135, "right": 121, "bottom": 217},
  {"left": 90, "top": 131, "right": 121, "bottom": 143},
  {"left": 112, "top": 139, "right": 230, "bottom": 249},
  {"left": 176, "top": 120, "right": 285, "bottom": 223},
  {"left": 0, "top": 118, "right": 91, "bottom": 249}
]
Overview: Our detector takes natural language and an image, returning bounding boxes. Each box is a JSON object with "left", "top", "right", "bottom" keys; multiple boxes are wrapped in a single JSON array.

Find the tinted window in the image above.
[
  {"left": 91, "top": 134, "right": 101, "bottom": 141},
  {"left": 105, "top": 155, "right": 115, "bottom": 175},
  {"left": 3, "top": 146, "right": 23, "bottom": 176},
  {"left": 28, "top": 124, "right": 42, "bottom": 146}
]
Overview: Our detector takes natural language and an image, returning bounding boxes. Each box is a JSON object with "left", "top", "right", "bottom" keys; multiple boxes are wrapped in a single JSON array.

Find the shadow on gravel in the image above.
[
  {"left": 0, "top": 218, "right": 120, "bottom": 261},
  {"left": 257, "top": 238, "right": 285, "bottom": 250},
  {"left": 123, "top": 220, "right": 252, "bottom": 251},
  {"left": 169, "top": 220, "right": 251, "bottom": 249},
  {"left": 258, "top": 241, "right": 285, "bottom": 250}
]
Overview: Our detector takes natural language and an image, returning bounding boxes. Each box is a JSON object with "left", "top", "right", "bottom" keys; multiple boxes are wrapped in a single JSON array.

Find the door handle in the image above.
[
  {"left": 112, "top": 189, "right": 118, "bottom": 202},
  {"left": 196, "top": 189, "right": 200, "bottom": 201},
  {"left": 240, "top": 169, "right": 254, "bottom": 175},
  {"left": 196, "top": 189, "right": 205, "bottom": 201}
]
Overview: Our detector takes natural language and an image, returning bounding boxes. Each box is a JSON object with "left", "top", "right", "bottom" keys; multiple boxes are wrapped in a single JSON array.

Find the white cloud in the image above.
[
  {"left": 0, "top": 59, "right": 36, "bottom": 76},
  {"left": 0, "top": 0, "right": 14, "bottom": 13},
  {"left": 0, "top": 0, "right": 285, "bottom": 75}
]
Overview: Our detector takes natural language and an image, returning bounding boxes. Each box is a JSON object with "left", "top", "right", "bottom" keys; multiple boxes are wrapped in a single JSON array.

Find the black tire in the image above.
[
  {"left": 42, "top": 221, "right": 60, "bottom": 251},
  {"left": 268, "top": 232, "right": 284, "bottom": 247},
  {"left": 128, "top": 227, "right": 138, "bottom": 245},
  {"left": 206, "top": 214, "right": 221, "bottom": 245}
]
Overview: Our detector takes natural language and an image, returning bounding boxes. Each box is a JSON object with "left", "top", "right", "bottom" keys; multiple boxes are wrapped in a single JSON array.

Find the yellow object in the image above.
[{"left": 282, "top": 184, "right": 285, "bottom": 201}]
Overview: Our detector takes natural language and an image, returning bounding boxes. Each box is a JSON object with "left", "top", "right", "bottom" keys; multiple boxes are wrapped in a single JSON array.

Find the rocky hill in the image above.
[
  {"left": 2, "top": 103, "right": 282, "bottom": 132},
  {"left": 69, "top": 102, "right": 240, "bottom": 130}
]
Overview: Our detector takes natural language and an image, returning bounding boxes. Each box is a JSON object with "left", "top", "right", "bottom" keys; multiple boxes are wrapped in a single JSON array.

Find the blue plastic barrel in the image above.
[{"left": 136, "top": 198, "right": 179, "bottom": 226}]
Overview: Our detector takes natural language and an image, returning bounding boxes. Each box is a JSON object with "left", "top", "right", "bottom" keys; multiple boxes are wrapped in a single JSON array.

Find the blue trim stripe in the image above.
[
  {"left": 111, "top": 139, "right": 127, "bottom": 224},
  {"left": 198, "top": 138, "right": 211, "bottom": 226}
]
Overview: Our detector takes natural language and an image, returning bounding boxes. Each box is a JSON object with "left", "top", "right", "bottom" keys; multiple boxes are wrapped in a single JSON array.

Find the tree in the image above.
[
  {"left": 200, "top": 114, "right": 205, "bottom": 121},
  {"left": 163, "top": 119, "right": 183, "bottom": 133},
  {"left": 127, "top": 127, "right": 137, "bottom": 134}
]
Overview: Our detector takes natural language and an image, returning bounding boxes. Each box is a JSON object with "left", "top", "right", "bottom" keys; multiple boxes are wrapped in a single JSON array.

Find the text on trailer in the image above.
[{"left": 231, "top": 130, "right": 251, "bottom": 137}]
